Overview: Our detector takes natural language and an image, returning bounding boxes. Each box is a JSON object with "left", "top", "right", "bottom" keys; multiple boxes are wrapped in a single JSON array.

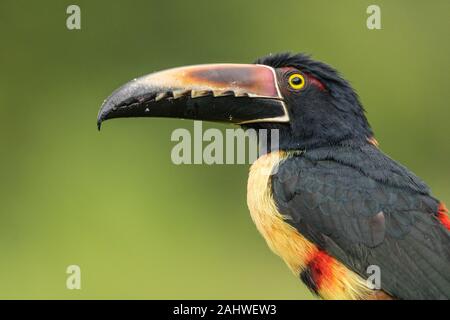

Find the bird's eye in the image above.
[{"left": 288, "top": 73, "right": 305, "bottom": 90}]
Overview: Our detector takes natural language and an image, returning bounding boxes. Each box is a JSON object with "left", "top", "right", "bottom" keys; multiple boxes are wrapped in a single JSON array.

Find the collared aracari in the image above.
[{"left": 97, "top": 53, "right": 450, "bottom": 300}]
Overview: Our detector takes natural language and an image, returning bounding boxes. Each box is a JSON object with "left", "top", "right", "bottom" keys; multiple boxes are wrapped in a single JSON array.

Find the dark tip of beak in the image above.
[{"left": 97, "top": 104, "right": 107, "bottom": 131}]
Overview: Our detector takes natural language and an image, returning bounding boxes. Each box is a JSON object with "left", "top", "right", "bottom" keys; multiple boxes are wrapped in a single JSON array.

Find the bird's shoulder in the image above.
[
  {"left": 272, "top": 144, "right": 441, "bottom": 242},
  {"left": 293, "top": 144, "right": 429, "bottom": 194}
]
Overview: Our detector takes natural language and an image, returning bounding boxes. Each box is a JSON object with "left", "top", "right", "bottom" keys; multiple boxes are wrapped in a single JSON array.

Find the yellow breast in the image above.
[
  {"left": 247, "top": 151, "right": 317, "bottom": 274},
  {"left": 246, "top": 151, "right": 380, "bottom": 300}
]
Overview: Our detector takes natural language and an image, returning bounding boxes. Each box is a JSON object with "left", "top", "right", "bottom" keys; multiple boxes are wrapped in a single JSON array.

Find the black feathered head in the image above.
[{"left": 250, "top": 52, "right": 373, "bottom": 149}]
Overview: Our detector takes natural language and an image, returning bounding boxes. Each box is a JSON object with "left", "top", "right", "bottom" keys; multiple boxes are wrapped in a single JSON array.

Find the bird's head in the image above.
[{"left": 98, "top": 53, "right": 374, "bottom": 150}]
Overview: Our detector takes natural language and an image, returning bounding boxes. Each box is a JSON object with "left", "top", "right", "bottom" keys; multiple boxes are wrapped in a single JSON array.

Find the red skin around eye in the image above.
[
  {"left": 280, "top": 67, "right": 326, "bottom": 91},
  {"left": 305, "top": 73, "right": 326, "bottom": 91}
]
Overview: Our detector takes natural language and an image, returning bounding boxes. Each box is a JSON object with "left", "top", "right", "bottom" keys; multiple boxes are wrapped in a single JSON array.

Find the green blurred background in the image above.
[{"left": 0, "top": 0, "right": 448, "bottom": 299}]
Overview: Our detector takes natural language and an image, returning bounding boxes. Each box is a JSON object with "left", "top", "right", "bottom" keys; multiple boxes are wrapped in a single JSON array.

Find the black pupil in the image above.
[{"left": 292, "top": 76, "right": 302, "bottom": 85}]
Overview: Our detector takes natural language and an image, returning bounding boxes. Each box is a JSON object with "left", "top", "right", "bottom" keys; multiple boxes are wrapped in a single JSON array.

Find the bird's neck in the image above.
[{"left": 256, "top": 127, "right": 374, "bottom": 155}]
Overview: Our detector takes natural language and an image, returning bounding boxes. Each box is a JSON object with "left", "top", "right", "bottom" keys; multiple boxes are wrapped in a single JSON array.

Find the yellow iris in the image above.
[{"left": 288, "top": 73, "right": 305, "bottom": 90}]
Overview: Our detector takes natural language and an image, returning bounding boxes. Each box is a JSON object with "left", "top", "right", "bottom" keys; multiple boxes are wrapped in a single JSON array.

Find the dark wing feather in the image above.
[{"left": 272, "top": 151, "right": 450, "bottom": 299}]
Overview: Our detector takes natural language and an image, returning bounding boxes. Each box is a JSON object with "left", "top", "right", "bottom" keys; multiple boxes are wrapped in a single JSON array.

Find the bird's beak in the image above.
[{"left": 97, "top": 64, "right": 289, "bottom": 129}]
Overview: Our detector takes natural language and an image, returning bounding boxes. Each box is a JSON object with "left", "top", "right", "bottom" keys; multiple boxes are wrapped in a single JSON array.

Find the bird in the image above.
[{"left": 97, "top": 52, "right": 450, "bottom": 300}]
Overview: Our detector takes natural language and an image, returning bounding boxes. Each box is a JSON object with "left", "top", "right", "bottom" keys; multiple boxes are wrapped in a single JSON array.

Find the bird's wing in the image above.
[{"left": 272, "top": 154, "right": 450, "bottom": 299}]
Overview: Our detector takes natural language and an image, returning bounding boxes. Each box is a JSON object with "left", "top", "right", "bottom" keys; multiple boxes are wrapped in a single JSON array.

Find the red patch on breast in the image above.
[
  {"left": 308, "top": 250, "right": 335, "bottom": 289},
  {"left": 437, "top": 203, "right": 450, "bottom": 231}
]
